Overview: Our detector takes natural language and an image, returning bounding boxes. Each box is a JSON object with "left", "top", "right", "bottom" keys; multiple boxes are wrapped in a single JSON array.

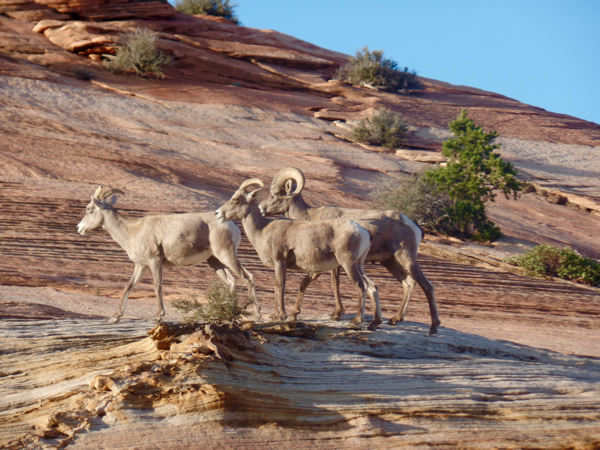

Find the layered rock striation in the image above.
[{"left": 2, "top": 318, "right": 599, "bottom": 449}]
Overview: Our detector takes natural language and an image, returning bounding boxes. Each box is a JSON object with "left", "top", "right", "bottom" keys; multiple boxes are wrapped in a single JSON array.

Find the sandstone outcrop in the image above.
[{"left": 2, "top": 318, "right": 599, "bottom": 449}]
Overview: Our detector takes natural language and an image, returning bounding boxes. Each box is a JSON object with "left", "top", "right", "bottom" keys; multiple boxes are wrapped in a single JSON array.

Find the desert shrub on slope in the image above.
[
  {"left": 175, "top": 0, "right": 240, "bottom": 24},
  {"left": 505, "top": 245, "right": 600, "bottom": 286},
  {"left": 424, "top": 109, "right": 522, "bottom": 241},
  {"left": 172, "top": 283, "right": 249, "bottom": 325},
  {"left": 103, "top": 28, "right": 171, "bottom": 79},
  {"left": 377, "top": 172, "right": 457, "bottom": 235},
  {"left": 378, "top": 110, "right": 522, "bottom": 242},
  {"left": 352, "top": 108, "right": 408, "bottom": 149},
  {"left": 334, "top": 46, "right": 422, "bottom": 93}
]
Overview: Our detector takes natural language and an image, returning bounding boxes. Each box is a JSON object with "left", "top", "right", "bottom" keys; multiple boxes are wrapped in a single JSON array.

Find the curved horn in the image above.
[
  {"left": 93, "top": 185, "right": 103, "bottom": 199},
  {"left": 96, "top": 186, "right": 125, "bottom": 200},
  {"left": 270, "top": 167, "right": 305, "bottom": 198},
  {"left": 237, "top": 178, "right": 264, "bottom": 194}
]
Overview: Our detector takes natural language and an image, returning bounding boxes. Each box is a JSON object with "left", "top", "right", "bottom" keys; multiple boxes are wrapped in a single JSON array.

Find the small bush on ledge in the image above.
[
  {"left": 352, "top": 108, "right": 408, "bottom": 149},
  {"left": 175, "top": 0, "right": 240, "bottom": 24},
  {"left": 377, "top": 172, "right": 457, "bottom": 236},
  {"left": 334, "top": 46, "right": 423, "bottom": 93},
  {"left": 172, "top": 283, "right": 249, "bottom": 325},
  {"left": 505, "top": 244, "right": 600, "bottom": 286},
  {"left": 103, "top": 28, "right": 171, "bottom": 79}
]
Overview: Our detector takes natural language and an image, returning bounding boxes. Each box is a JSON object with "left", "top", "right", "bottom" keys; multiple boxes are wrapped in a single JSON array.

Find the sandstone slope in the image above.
[{"left": 2, "top": 318, "right": 600, "bottom": 450}]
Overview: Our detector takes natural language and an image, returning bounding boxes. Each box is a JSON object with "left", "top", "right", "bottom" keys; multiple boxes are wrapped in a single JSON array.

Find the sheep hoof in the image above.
[
  {"left": 387, "top": 316, "right": 401, "bottom": 326},
  {"left": 367, "top": 319, "right": 382, "bottom": 331},
  {"left": 268, "top": 312, "right": 287, "bottom": 322},
  {"left": 429, "top": 319, "right": 441, "bottom": 335},
  {"left": 108, "top": 317, "right": 120, "bottom": 324}
]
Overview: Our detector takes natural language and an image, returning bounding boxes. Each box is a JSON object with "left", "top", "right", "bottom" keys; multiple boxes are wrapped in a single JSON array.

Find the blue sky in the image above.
[{"left": 230, "top": 1, "right": 599, "bottom": 125}]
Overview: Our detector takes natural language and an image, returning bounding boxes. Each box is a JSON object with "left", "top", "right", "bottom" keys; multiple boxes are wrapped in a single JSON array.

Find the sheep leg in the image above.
[
  {"left": 288, "top": 272, "right": 322, "bottom": 322},
  {"left": 270, "top": 261, "right": 287, "bottom": 321},
  {"left": 381, "top": 258, "right": 417, "bottom": 325},
  {"left": 109, "top": 264, "right": 148, "bottom": 324},
  {"left": 330, "top": 266, "right": 345, "bottom": 321},
  {"left": 207, "top": 256, "right": 236, "bottom": 290},
  {"left": 341, "top": 263, "right": 367, "bottom": 328},
  {"left": 397, "top": 251, "right": 440, "bottom": 335},
  {"left": 238, "top": 265, "right": 260, "bottom": 320},
  {"left": 361, "top": 272, "right": 382, "bottom": 331},
  {"left": 149, "top": 260, "right": 165, "bottom": 322},
  {"left": 355, "top": 249, "right": 381, "bottom": 331},
  {"left": 211, "top": 251, "right": 260, "bottom": 321}
]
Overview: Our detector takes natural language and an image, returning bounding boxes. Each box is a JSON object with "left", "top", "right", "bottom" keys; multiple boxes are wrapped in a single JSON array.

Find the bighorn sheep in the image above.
[
  {"left": 215, "top": 179, "right": 383, "bottom": 330},
  {"left": 77, "top": 186, "right": 259, "bottom": 323},
  {"left": 259, "top": 168, "right": 440, "bottom": 335}
]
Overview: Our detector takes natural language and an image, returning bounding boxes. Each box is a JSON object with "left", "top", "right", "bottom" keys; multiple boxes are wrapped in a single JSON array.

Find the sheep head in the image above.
[
  {"left": 260, "top": 167, "right": 305, "bottom": 217},
  {"left": 77, "top": 185, "right": 124, "bottom": 235},
  {"left": 216, "top": 178, "right": 263, "bottom": 223}
]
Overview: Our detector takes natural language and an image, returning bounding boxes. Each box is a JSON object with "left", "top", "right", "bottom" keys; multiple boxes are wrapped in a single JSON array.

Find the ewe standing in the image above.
[
  {"left": 77, "top": 186, "right": 259, "bottom": 323},
  {"left": 216, "top": 178, "right": 383, "bottom": 330}
]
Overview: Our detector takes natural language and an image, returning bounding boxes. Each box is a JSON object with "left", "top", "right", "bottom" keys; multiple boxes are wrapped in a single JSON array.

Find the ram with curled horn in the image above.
[
  {"left": 216, "top": 178, "right": 383, "bottom": 330},
  {"left": 259, "top": 167, "right": 440, "bottom": 335},
  {"left": 77, "top": 185, "right": 259, "bottom": 324}
]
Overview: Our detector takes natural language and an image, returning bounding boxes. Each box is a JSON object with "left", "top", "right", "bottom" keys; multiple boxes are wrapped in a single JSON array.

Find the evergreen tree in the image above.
[{"left": 425, "top": 110, "right": 521, "bottom": 241}]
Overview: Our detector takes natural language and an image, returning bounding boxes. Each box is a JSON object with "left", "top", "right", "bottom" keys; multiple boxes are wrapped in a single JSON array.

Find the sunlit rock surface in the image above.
[{"left": 2, "top": 318, "right": 599, "bottom": 449}]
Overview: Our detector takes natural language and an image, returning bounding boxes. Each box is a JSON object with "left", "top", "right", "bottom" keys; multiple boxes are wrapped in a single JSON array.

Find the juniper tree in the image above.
[{"left": 425, "top": 109, "right": 521, "bottom": 241}]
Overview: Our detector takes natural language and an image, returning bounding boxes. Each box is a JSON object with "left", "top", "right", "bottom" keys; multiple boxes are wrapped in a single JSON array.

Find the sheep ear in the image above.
[
  {"left": 284, "top": 179, "right": 294, "bottom": 195},
  {"left": 92, "top": 197, "right": 104, "bottom": 209},
  {"left": 109, "top": 195, "right": 118, "bottom": 206},
  {"left": 247, "top": 188, "right": 261, "bottom": 201}
]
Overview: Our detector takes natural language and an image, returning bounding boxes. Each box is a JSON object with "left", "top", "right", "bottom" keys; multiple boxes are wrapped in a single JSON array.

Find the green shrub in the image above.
[
  {"left": 352, "top": 108, "right": 408, "bottom": 149},
  {"left": 377, "top": 171, "right": 457, "bottom": 235},
  {"left": 103, "top": 28, "right": 171, "bottom": 79},
  {"left": 171, "top": 283, "right": 249, "bottom": 325},
  {"left": 470, "top": 219, "right": 502, "bottom": 242},
  {"left": 425, "top": 110, "right": 521, "bottom": 242},
  {"left": 334, "top": 46, "right": 422, "bottom": 93},
  {"left": 377, "top": 166, "right": 506, "bottom": 242},
  {"left": 175, "top": 0, "right": 240, "bottom": 24},
  {"left": 505, "top": 245, "right": 600, "bottom": 286}
]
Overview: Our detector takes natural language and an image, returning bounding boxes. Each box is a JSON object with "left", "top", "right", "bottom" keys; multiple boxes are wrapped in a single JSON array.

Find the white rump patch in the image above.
[
  {"left": 355, "top": 222, "right": 372, "bottom": 257},
  {"left": 400, "top": 213, "right": 423, "bottom": 249}
]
